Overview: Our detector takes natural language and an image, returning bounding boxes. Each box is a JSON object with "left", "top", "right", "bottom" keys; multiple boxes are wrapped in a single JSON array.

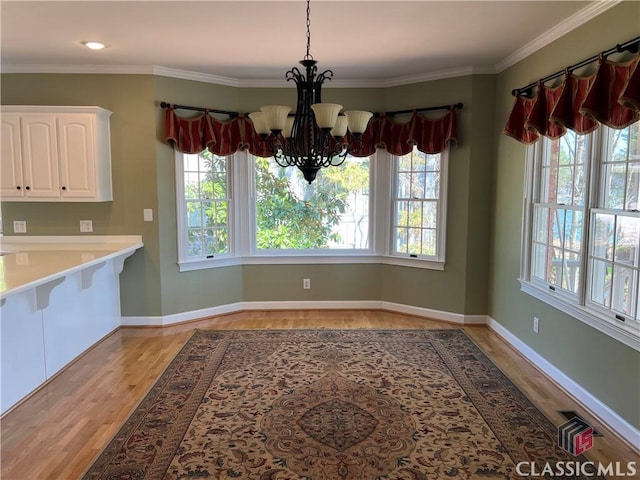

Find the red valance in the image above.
[
  {"left": 504, "top": 54, "right": 640, "bottom": 144},
  {"left": 165, "top": 107, "right": 458, "bottom": 157}
]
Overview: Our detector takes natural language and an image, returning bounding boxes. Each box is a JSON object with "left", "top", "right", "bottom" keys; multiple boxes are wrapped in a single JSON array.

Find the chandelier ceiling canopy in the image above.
[{"left": 249, "top": 0, "right": 373, "bottom": 184}]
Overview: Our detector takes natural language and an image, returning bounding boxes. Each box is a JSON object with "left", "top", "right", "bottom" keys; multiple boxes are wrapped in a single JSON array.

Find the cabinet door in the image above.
[
  {"left": 57, "top": 114, "right": 96, "bottom": 198},
  {"left": 20, "top": 115, "right": 60, "bottom": 198},
  {"left": 0, "top": 115, "right": 25, "bottom": 198}
]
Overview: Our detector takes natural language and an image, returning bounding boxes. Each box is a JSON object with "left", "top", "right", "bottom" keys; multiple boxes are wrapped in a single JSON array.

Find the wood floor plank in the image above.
[{"left": 1, "top": 310, "right": 637, "bottom": 479}]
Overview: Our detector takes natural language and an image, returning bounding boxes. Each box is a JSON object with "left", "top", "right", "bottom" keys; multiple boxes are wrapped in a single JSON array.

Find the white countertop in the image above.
[{"left": 0, "top": 235, "right": 144, "bottom": 298}]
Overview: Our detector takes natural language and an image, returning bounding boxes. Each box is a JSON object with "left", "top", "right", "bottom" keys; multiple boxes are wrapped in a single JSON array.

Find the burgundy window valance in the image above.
[
  {"left": 504, "top": 54, "right": 640, "bottom": 144},
  {"left": 165, "top": 107, "right": 458, "bottom": 157}
]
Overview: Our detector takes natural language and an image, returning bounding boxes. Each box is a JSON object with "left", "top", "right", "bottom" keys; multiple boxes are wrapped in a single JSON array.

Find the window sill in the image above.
[
  {"left": 177, "top": 255, "right": 445, "bottom": 272},
  {"left": 519, "top": 280, "right": 640, "bottom": 351}
]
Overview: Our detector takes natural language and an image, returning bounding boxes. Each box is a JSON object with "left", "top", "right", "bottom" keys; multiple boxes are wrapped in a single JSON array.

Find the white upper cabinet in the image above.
[{"left": 0, "top": 106, "right": 113, "bottom": 202}]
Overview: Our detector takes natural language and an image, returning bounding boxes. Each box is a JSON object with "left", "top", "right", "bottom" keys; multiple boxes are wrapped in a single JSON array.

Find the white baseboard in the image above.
[
  {"left": 382, "top": 301, "right": 488, "bottom": 325},
  {"left": 121, "top": 302, "right": 244, "bottom": 327},
  {"left": 121, "top": 300, "right": 488, "bottom": 327},
  {"left": 487, "top": 317, "right": 640, "bottom": 454}
]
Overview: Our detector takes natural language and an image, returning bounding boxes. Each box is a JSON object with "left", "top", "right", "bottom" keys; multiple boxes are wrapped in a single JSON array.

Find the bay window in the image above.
[{"left": 175, "top": 144, "right": 449, "bottom": 270}]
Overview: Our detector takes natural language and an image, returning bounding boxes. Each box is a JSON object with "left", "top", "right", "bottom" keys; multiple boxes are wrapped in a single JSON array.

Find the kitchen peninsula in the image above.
[{"left": 0, "top": 235, "right": 143, "bottom": 414}]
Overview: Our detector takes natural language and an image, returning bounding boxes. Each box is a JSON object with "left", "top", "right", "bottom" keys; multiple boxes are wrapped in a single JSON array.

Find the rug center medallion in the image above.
[
  {"left": 297, "top": 398, "right": 379, "bottom": 451},
  {"left": 261, "top": 370, "right": 416, "bottom": 479}
]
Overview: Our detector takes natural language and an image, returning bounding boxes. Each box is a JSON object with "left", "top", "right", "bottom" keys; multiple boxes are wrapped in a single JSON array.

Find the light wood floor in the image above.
[{"left": 1, "top": 310, "right": 638, "bottom": 480}]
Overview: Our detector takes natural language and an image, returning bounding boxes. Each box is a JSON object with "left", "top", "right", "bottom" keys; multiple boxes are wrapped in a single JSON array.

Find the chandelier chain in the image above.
[{"left": 305, "top": 0, "right": 313, "bottom": 61}]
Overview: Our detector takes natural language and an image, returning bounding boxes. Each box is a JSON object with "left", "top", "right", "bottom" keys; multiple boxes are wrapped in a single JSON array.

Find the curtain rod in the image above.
[
  {"left": 382, "top": 102, "right": 463, "bottom": 116},
  {"left": 512, "top": 36, "right": 640, "bottom": 97},
  {"left": 159, "top": 102, "right": 239, "bottom": 117},
  {"left": 160, "top": 101, "right": 463, "bottom": 117}
]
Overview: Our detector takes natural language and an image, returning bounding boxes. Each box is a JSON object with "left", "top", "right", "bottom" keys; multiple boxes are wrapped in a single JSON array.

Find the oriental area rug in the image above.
[{"left": 82, "top": 329, "right": 600, "bottom": 480}]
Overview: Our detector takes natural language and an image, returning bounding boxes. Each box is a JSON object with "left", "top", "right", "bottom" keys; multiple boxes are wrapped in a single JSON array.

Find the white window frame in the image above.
[
  {"left": 175, "top": 150, "right": 241, "bottom": 271},
  {"left": 387, "top": 147, "right": 448, "bottom": 268},
  {"left": 175, "top": 148, "right": 449, "bottom": 271},
  {"left": 248, "top": 153, "right": 375, "bottom": 258},
  {"left": 520, "top": 125, "right": 640, "bottom": 351}
]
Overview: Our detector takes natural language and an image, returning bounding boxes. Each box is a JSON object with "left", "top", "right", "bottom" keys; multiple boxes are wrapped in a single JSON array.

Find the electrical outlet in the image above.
[
  {"left": 533, "top": 316, "right": 540, "bottom": 334},
  {"left": 13, "top": 221, "right": 27, "bottom": 233},
  {"left": 303, "top": 278, "right": 311, "bottom": 289},
  {"left": 79, "top": 220, "right": 93, "bottom": 233}
]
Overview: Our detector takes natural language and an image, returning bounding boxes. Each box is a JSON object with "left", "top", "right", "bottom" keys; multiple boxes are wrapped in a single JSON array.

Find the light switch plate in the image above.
[
  {"left": 143, "top": 209, "right": 153, "bottom": 222},
  {"left": 80, "top": 220, "right": 93, "bottom": 233},
  {"left": 13, "top": 221, "right": 27, "bottom": 233}
]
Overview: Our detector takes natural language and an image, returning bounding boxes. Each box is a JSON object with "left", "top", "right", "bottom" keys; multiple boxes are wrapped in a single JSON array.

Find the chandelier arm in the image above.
[{"left": 286, "top": 67, "right": 304, "bottom": 82}]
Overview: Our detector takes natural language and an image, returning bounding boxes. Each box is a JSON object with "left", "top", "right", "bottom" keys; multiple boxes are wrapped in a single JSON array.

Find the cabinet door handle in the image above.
[
  {"left": 25, "top": 186, "right": 30, "bottom": 190},
  {"left": 61, "top": 186, "right": 67, "bottom": 190},
  {"left": 16, "top": 186, "right": 21, "bottom": 190}
]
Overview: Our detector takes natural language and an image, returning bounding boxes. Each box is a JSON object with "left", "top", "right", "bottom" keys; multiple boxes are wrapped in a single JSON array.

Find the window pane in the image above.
[
  {"left": 590, "top": 259, "right": 612, "bottom": 308},
  {"left": 425, "top": 172, "right": 439, "bottom": 199},
  {"left": 532, "top": 243, "right": 547, "bottom": 280},
  {"left": 602, "top": 123, "right": 640, "bottom": 210},
  {"left": 187, "top": 229, "right": 203, "bottom": 257},
  {"left": 421, "top": 229, "right": 436, "bottom": 256},
  {"left": 254, "top": 155, "right": 370, "bottom": 250},
  {"left": 614, "top": 216, "right": 640, "bottom": 266},
  {"left": 611, "top": 265, "right": 637, "bottom": 316},
  {"left": 562, "top": 251, "right": 581, "bottom": 294},
  {"left": 407, "top": 228, "right": 422, "bottom": 254},
  {"left": 603, "top": 162, "right": 627, "bottom": 210},
  {"left": 181, "top": 153, "right": 230, "bottom": 259},
  {"left": 422, "top": 201, "right": 437, "bottom": 229},
  {"left": 392, "top": 147, "right": 443, "bottom": 259},
  {"left": 395, "top": 201, "right": 409, "bottom": 227},
  {"left": 397, "top": 173, "right": 411, "bottom": 198},
  {"left": 411, "top": 171, "right": 425, "bottom": 198},
  {"left": 407, "top": 201, "right": 422, "bottom": 228},
  {"left": 540, "top": 132, "right": 587, "bottom": 206},
  {"left": 540, "top": 166, "right": 555, "bottom": 203},
  {"left": 548, "top": 246, "right": 562, "bottom": 286},
  {"left": 592, "top": 213, "right": 615, "bottom": 261},
  {"left": 395, "top": 227, "right": 408, "bottom": 253},
  {"left": 564, "top": 210, "right": 582, "bottom": 253},
  {"left": 533, "top": 207, "right": 549, "bottom": 243},
  {"left": 184, "top": 154, "right": 199, "bottom": 171},
  {"left": 550, "top": 208, "right": 564, "bottom": 249}
]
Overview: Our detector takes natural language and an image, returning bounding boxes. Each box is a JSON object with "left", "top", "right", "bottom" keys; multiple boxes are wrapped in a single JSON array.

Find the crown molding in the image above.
[
  {"left": 239, "top": 66, "right": 482, "bottom": 89},
  {"left": 0, "top": 64, "right": 153, "bottom": 75},
  {"left": 495, "top": 0, "right": 622, "bottom": 73},
  {"left": 152, "top": 66, "right": 241, "bottom": 87}
]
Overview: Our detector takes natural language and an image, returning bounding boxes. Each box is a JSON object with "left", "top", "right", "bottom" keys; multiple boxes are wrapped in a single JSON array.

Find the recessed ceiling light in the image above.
[{"left": 82, "top": 41, "right": 106, "bottom": 50}]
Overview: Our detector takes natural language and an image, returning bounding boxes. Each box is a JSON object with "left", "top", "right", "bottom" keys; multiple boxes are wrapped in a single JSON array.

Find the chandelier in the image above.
[{"left": 248, "top": 0, "right": 373, "bottom": 184}]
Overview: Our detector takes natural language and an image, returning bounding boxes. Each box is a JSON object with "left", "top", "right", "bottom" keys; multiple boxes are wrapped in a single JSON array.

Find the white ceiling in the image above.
[{"left": 0, "top": 1, "right": 614, "bottom": 86}]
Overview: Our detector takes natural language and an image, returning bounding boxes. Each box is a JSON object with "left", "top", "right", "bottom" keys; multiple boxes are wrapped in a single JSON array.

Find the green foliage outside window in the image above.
[
  {"left": 254, "top": 156, "right": 369, "bottom": 250},
  {"left": 184, "top": 152, "right": 229, "bottom": 257}
]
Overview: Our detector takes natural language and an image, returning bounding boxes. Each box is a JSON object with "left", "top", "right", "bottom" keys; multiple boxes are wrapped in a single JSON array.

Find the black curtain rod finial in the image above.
[{"left": 618, "top": 40, "right": 640, "bottom": 54}]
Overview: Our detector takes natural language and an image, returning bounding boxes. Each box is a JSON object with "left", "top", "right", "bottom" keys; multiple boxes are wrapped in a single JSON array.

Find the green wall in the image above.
[{"left": 489, "top": 1, "right": 640, "bottom": 429}]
